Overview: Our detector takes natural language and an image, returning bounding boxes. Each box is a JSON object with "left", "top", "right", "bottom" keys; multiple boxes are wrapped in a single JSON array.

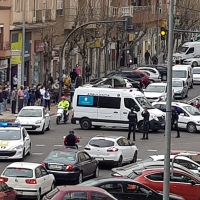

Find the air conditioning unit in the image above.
[
  {"left": 33, "top": 17, "right": 36, "bottom": 23},
  {"left": 42, "top": 16, "right": 45, "bottom": 23}
]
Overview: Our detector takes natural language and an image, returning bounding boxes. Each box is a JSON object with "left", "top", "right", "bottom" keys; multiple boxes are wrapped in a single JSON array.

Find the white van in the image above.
[
  {"left": 172, "top": 65, "right": 193, "bottom": 88},
  {"left": 173, "top": 42, "right": 200, "bottom": 64},
  {"left": 71, "top": 87, "right": 165, "bottom": 132}
]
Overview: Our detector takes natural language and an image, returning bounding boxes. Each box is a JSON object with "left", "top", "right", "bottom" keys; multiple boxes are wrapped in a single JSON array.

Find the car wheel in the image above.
[
  {"left": 56, "top": 116, "right": 61, "bottom": 125},
  {"left": 192, "top": 61, "right": 198, "bottom": 67},
  {"left": 117, "top": 156, "right": 123, "bottom": 167},
  {"left": 27, "top": 144, "right": 31, "bottom": 156},
  {"left": 162, "top": 75, "right": 167, "bottom": 81},
  {"left": 40, "top": 125, "right": 45, "bottom": 134},
  {"left": 77, "top": 172, "right": 83, "bottom": 184},
  {"left": 93, "top": 166, "right": 99, "bottom": 178},
  {"left": 80, "top": 118, "right": 91, "bottom": 130},
  {"left": 138, "top": 121, "right": 144, "bottom": 133},
  {"left": 94, "top": 126, "right": 101, "bottom": 130},
  {"left": 46, "top": 121, "right": 50, "bottom": 131},
  {"left": 35, "top": 190, "right": 41, "bottom": 200},
  {"left": 20, "top": 149, "right": 25, "bottom": 161},
  {"left": 187, "top": 122, "right": 197, "bottom": 133},
  {"left": 51, "top": 182, "right": 55, "bottom": 191},
  {"left": 131, "top": 151, "right": 137, "bottom": 163}
]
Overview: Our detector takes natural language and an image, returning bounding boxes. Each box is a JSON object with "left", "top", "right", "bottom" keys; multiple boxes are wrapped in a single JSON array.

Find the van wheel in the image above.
[
  {"left": 187, "top": 122, "right": 197, "bottom": 133},
  {"left": 138, "top": 122, "right": 144, "bottom": 133},
  {"left": 80, "top": 118, "right": 91, "bottom": 130},
  {"left": 192, "top": 61, "right": 198, "bottom": 67},
  {"left": 190, "top": 82, "right": 193, "bottom": 89}
]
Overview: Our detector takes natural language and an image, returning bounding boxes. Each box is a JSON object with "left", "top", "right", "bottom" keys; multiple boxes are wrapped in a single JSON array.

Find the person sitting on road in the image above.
[
  {"left": 64, "top": 131, "right": 80, "bottom": 147},
  {"left": 57, "top": 96, "right": 69, "bottom": 123}
]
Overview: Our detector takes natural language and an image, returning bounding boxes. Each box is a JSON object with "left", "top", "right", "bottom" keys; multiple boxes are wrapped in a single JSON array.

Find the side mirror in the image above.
[
  {"left": 146, "top": 191, "right": 153, "bottom": 197},
  {"left": 179, "top": 113, "right": 184, "bottom": 116},
  {"left": 189, "top": 180, "right": 196, "bottom": 186}
]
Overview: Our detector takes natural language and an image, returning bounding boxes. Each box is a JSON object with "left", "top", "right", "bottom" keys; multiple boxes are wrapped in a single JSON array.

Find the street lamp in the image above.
[{"left": 171, "top": 152, "right": 197, "bottom": 179}]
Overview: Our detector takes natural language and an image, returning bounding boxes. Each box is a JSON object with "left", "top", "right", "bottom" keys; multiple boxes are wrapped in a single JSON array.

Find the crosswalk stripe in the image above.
[
  {"left": 32, "top": 153, "right": 44, "bottom": 155},
  {"left": 35, "top": 145, "right": 45, "bottom": 147}
]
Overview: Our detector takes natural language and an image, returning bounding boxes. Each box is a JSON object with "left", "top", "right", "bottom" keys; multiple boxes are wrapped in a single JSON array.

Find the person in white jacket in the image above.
[{"left": 43, "top": 88, "right": 51, "bottom": 111}]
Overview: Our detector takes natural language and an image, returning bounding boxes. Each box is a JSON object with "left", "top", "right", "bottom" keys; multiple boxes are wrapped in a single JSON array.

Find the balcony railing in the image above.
[{"left": 0, "top": 42, "right": 11, "bottom": 50}]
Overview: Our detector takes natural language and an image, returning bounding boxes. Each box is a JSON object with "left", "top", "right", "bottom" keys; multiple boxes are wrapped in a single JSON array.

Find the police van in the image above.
[{"left": 71, "top": 87, "right": 165, "bottom": 132}]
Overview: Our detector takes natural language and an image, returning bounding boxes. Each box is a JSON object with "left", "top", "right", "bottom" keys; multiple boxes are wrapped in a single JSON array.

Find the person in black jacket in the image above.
[
  {"left": 141, "top": 107, "right": 150, "bottom": 140},
  {"left": 35, "top": 86, "right": 41, "bottom": 106},
  {"left": 127, "top": 107, "right": 138, "bottom": 141},
  {"left": 171, "top": 106, "right": 180, "bottom": 138},
  {"left": 0, "top": 90, "right": 3, "bottom": 115}
]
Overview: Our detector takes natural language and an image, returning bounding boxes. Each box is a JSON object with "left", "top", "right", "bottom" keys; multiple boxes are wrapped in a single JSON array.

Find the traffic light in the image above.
[
  {"left": 123, "top": 17, "right": 135, "bottom": 32},
  {"left": 160, "top": 27, "right": 167, "bottom": 40}
]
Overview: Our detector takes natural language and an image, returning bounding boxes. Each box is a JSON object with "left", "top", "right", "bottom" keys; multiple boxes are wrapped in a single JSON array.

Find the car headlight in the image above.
[
  {"left": 12, "top": 145, "right": 23, "bottom": 150},
  {"left": 35, "top": 120, "right": 42, "bottom": 124}
]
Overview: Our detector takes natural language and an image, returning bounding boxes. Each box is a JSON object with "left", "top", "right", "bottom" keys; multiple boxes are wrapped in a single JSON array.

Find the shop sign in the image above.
[
  {"left": 34, "top": 41, "right": 44, "bottom": 52},
  {"left": 0, "top": 59, "right": 8, "bottom": 69}
]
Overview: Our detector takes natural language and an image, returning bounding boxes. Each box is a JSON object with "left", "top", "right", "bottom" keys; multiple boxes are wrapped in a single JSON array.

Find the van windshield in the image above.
[
  {"left": 178, "top": 46, "right": 189, "bottom": 53},
  {"left": 135, "top": 97, "right": 153, "bottom": 109},
  {"left": 183, "top": 106, "right": 200, "bottom": 116},
  {"left": 172, "top": 70, "right": 186, "bottom": 78}
]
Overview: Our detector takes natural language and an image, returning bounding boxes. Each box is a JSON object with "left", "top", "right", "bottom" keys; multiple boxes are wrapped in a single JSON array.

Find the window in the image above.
[
  {"left": 39, "top": 166, "right": 48, "bottom": 176},
  {"left": 91, "top": 192, "right": 111, "bottom": 200},
  {"left": 104, "top": 79, "right": 112, "bottom": 85},
  {"left": 63, "top": 192, "right": 87, "bottom": 200},
  {"left": 89, "top": 139, "right": 114, "bottom": 148},
  {"left": 153, "top": 104, "right": 161, "bottom": 109},
  {"left": 125, "top": 183, "right": 150, "bottom": 194},
  {"left": 78, "top": 153, "right": 86, "bottom": 162},
  {"left": 176, "top": 159, "right": 198, "bottom": 170},
  {"left": 77, "top": 95, "right": 98, "bottom": 107},
  {"left": 124, "top": 98, "right": 138, "bottom": 110},
  {"left": 15, "top": 0, "right": 20, "bottom": 12},
  {"left": 35, "top": 167, "right": 42, "bottom": 178},
  {"left": 160, "top": 104, "right": 166, "bottom": 112},
  {"left": 146, "top": 173, "right": 164, "bottom": 181},
  {"left": 0, "top": 182, "right": 9, "bottom": 192},
  {"left": 117, "top": 138, "right": 124, "bottom": 146},
  {"left": 57, "top": 0, "right": 63, "bottom": 9},
  {"left": 186, "top": 47, "right": 194, "bottom": 54},
  {"left": 171, "top": 173, "right": 195, "bottom": 183},
  {"left": 123, "top": 72, "right": 141, "bottom": 79},
  {"left": 83, "top": 152, "right": 91, "bottom": 161},
  {"left": 100, "top": 183, "right": 123, "bottom": 193},
  {"left": 99, "top": 97, "right": 121, "bottom": 109},
  {"left": 12, "top": 33, "right": 18, "bottom": 43},
  {"left": 3, "top": 168, "right": 33, "bottom": 178},
  {"left": 121, "top": 138, "right": 130, "bottom": 146}
]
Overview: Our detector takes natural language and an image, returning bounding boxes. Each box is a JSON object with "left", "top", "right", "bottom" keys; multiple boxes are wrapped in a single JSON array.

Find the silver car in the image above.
[{"left": 172, "top": 78, "right": 188, "bottom": 99}]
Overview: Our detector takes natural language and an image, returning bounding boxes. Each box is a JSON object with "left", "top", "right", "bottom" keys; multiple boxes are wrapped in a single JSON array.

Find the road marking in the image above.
[
  {"left": 54, "top": 145, "right": 64, "bottom": 147},
  {"left": 32, "top": 153, "right": 44, "bottom": 155},
  {"left": 188, "top": 94, "right": 200, "bottom": 104},
  {"left": 137, "top": 159, "right": 142, "bottom": 161},
  {"left": 35, "top": 145, "right": 45, "bottom": 147}
]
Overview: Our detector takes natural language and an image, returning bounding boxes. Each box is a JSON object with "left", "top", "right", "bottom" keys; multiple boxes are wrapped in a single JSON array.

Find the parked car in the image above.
[
  {"left": 133, "top": 70, "right": 151, "bottom": 87},
  {"left": 192, "top": 67, "right": 200, "bottom": 84},
  {"left": 138, "top": 67, "right": 161, "bottom": 82},
  {"left": 172, "top": 78, "right": 188, "bottom": 99},
  {"left": 0, "top": 181, "right": 16, "bottom": 200},
  {"left": 79, "top": 178, "right": 184, "bottom": 200},
  {"left": 15, "top": 106, "right": 51, "bottom": 134},
  {"left": 141, "top": 70, "right": 161, "bottom": 83},
  {"left": 183, "top": 55, "right": 200, "bottom": 67},
  {"left": 84, "top": 136, "right": 138, "bottom": 167},
  {"left": 145, "top": 65, "right": 167, "bottom": 81},
  {"left": 41, "top": 148, "right": 99, "bottom": 184},
  {"left": 152, "top": 101, "right": 200, "bottom": 133},
  {"left": 129, "top": 167, "right": 200, "bottom": 200},
  {"left": 0, "top": 162, "right": 55, "bottom": 200},
  {"left": 43, "top": 186, "right": 118, "bottom": 200}
]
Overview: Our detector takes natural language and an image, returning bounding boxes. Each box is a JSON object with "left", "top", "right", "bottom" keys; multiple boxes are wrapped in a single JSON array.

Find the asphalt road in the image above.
[{"left": 1, "top": 85, "right": 200, "bottom": 181}]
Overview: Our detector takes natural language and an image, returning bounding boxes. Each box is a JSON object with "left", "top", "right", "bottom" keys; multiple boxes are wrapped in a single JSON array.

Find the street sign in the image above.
[{"left": 128, "top": 34, "right": 135, "bottom": 41}]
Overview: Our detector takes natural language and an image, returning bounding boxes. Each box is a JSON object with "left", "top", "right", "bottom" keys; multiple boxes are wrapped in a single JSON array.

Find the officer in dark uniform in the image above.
[
  {"left": 127, "top": 107, "right": 138, "bottom": 141},
  {"left": 171, "top": 106, "right": 180, "bottom": 138},
  {"left": 141, "top": 107, "right": 150, "bottom": 140}
]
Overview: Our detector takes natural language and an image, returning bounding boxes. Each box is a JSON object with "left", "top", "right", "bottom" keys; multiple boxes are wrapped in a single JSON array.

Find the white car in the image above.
[
  {"left": 15, "top": 106, "right": 50, "bottom": 134},
  {"left": 193, "top": 67, "right": 200, "bottom": 84},
  {"left": 0, "top": 162, "right": 55, "bottom": 199},
  {"left": 144, "top": 83, "right": 172, "bottom": 103},
  {"left": 149, "top": 155, "right": 200, "bottom": 175},
  {"left": 84, "top": 136, "right": 138, "bottom": 167},
  {"left": 152, "top": 101, "right": 200, "bottom": 133},
  {"left": 183, "top": 55, "right": 200, "bottom": 67},
  {"left": 0, "top": 122, "right": 31, "bottom": 160},
  {"left": 137, "top": 67, "right": 161, "bottom": 82}
]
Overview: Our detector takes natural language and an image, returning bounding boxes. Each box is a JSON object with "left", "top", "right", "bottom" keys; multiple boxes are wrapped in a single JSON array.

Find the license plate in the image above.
[
  {"left": 23, "top": 126, "right": 32, "bottom": 129},
  {"left": 49, "top": 165, "right": 62, "bottom": 170},
  {"left": 17, "top": 191, "right": 23, "bottom": 195},
  {"left": 95, "top": 158, "right": 104, "bottom": 161}
]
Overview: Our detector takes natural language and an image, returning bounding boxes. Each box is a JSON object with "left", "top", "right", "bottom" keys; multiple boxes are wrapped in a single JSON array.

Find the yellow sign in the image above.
[
  {"left": 87, "top": 40, "right": 102, "bottom": 48},
  {"left": 11, "top": 33, "right": 22, "bottom": 64},
  {"left": 0, "top": 141, "right": 9, "bottom": 147},
  {"left": 128, "top": 34, "right": 135, "bottom": 41},
  {"left": 160, "top": 20, "right": 167, "bottom": 27}
]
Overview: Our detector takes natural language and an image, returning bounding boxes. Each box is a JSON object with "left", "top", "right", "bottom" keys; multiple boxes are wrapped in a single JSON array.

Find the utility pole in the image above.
[
  {"left": 21, "top": 0, "right": 26, "bottom": 86},
  {"left": 163, "top": 0, "right": 174, "bottom": 200},
  {"left": 156, "top": 0, "right": 160, "bottom": 59}
]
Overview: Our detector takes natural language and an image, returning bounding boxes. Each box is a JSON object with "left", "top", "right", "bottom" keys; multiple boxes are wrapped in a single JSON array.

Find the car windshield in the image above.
[
  {"left": 193, "top": 68, "right": 200, "bottom": 74},
  {"left": 0, "top": 130, "right": 21, "bottom": 140},
  {"left": 145, "top": 86, "right": 165, "bottom": 93},
  {"left": 183, "top": 106, "right": 200, "bottom": 116},
  {"left": 89, "top": 139, "right": 114, "bottom": 148},
  {"left": 135, "top": 97, "right": 153, "bottom": 109},
  {"left": 19, "top": 109, "right": 42, "bottom": 117},
  {"left": 3, "top": 167, "right": 33, "bottom": 178},
  {"left": 178, "top": 46, "right": 189, "bottom": 53},
  {"left": 47, "top": 151, "right": 76, "bottom": 162},
  {"left": 173, "top": 70, "right": 186, "bottom": 78},
  {"left": 172, "top": 81, "right": 183, "bottom": 87}
]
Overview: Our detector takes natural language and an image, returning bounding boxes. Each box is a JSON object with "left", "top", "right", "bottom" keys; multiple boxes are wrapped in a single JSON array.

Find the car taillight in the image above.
[
  {"left": 0, "top": 177, "right": 8, "bottom": 182},
  {"left": 41, "top": 162, "right": 46, "bottom": 167},
  {"left": 84, "top": 147, "right": 91, "bottom": 150},
  {"left": 107, "top": 147, "right": 118, "bottom": 152},
  {"left": 25, "top": 179, "right": 37, "bottom": 184},
  {"left": 111, "top": 173, "right": 123, "bottom": 177},
  {"left": 66, "top": 165, "right": 73, "bottom": 171}
]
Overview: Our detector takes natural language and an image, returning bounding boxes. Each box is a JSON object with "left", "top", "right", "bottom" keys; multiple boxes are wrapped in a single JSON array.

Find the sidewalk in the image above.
[{"left": 0, "top": 105, "right": 57, "bottom": 122}]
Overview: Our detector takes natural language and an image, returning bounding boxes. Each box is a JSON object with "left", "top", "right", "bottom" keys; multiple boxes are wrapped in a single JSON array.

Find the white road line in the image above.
[
  {"left": 35, "top": 145, "right": 45, "bottom": 147},
  {"left": 188, "top": 95, "right": 200, "bottom": 104},
  {"left": 137, "top": 159, "right": 142, "bottom": 161},
  {"left": 54, "top": 145, "right": 64, "bottom": 147},
  {"left": 32, "top": 153, "right": 44, "bottom": 155}
]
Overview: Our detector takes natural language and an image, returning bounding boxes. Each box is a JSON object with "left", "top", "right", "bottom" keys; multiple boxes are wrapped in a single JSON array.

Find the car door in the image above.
[
  {"left": 39, "top": 166, "right": 52, "bottom": 193},
  {"left": 43, "top": 108, "right": 49, "bottom": 129},
  {"left": 35, "top": 167, "right": 48, "bottom": 195},
  {"left": 170, "top": 173, "right": 200, "bottom": 200},
  {"left": 174, "top": 106, "right": 188, "bottom": 129},
  {"left": 22, "top": 128, "right": 30, "bottom": 154},
  {"left": 121, "top": 138, "right": 132, "bottom": 161},
  {"left": 117, "top": 139, "right": 129, "bottom": 161},
  {"left": 77, "top": 152, "right": 91, "bottom": 178},
  {"left": 82, "top": 152, "right": 96, "bottom": 176}
]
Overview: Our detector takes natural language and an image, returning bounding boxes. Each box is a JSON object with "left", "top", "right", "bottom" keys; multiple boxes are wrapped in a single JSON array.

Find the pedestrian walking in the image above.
[
  {"left": 40, "top": 86, "right": 45, "bottom": 106},
  {"left": 141, "top": 107, "right": 150, "bottom": 140},
  {"left": 145, "top": 50, "right": 151, "bottom": 65},
  {"left": 23, "top": 87, "right": 30, "bottom": 106},
  {"left": 85, "top": 64, "right": 91, "bottom": 82},
  {"left": 75, "top": 64, "right": 81, "bottom": 75},
  {"left": 171, "top": 106, "right": 180, "bottom": 138},
  {"left": 17, "top": 86, "right": 24, "bottom": 113},
  {"left": 35, "top": 86, "right": 41, "bottom": 106},
  {"left": 70, "top": 69, "right": 78, "bottom": 82},
  {"left": 11, "top": 87, "right": 17, "bottom": 114},
  {"left": 2, "top": 86, "right": 9, "bottom": 111},
  {"left": 0, "top": 90, "right": 3, "bottom": 115},
  {"left": 75, "top": 74, "right": 83, "bottom": 88},
  {"left": 127, "top": 107, "right": 138, "bottom": 141},
  {"left": 69, "top": 80, "right": 75, "bottom": 103},
  {"left": 43, "top": 88, "right": 51, "bottom": 111},
  {"left": 29, "top": 89, "right": 36, "bottom": 106}
]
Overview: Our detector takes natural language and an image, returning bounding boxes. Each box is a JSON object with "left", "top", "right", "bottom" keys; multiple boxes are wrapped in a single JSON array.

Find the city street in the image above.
[{"left": 1, "top": 85, "right": 200, "bottom": 181}]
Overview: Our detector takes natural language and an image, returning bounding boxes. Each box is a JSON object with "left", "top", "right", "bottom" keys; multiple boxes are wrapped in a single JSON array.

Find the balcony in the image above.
[{"left": 0, "top": 42, "right": 11, "bottom": 58}]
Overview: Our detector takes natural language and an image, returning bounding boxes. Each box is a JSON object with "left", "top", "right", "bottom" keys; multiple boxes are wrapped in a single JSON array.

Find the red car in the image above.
[
  {"left": 42, "top": 186, "right": 117, "bottom": 200},
  {"left": 130, "top": 168, "right": 200, "bottom": 200},
  {"left": 133, "top": 70, "right": 151, "bottom": 87},
  {"left": 0, "top": 181, "right": 16, "bottom": 200}
]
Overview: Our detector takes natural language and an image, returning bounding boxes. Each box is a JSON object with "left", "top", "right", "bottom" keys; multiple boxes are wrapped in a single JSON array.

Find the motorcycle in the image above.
[
  {"left": 63, "top": 136, "right": 82, "bottom": 149},
  {"left": 56, "top": 106, "right": 69, "bottom": 125}
]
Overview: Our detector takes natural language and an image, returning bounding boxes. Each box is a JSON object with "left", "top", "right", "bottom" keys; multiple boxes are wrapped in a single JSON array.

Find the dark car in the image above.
[
  {"left": 41, "top": 148, "right": 99, "bottom": 184},
  {"left": 0, "top": 181, "right": 16, "bottom": 200},
  {"left": 43, "top": 186, "right": 118, "bottom": 200},
  {"left": 146, "top": 65, "right": 167, "bottom": 81},
  {"left": 79, "top": 178, "right": 184, "bottom": 200}
]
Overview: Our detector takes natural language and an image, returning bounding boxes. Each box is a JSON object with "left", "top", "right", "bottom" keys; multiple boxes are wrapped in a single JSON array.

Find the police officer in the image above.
[
  {"left": 127, "top": 107, "right": 138, "bottom": 141},
  {"left": 171, "top": 106, "right": 180, "bottom": 138},
  {"left": 141, "top": 107, "right": 150, "bottom": 140}
]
